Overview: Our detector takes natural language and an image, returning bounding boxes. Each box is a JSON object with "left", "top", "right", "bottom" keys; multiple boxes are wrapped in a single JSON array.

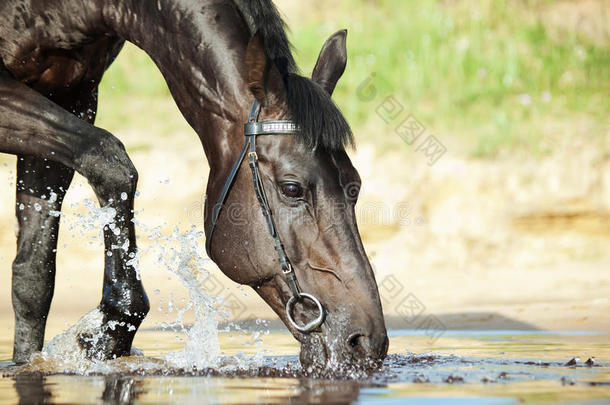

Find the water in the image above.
[
  {"left": 1, "top": 330, "right": 609, "bottom": 404},
  {"left": 1, "top": 200, "right": 609, "bottom": 403}
]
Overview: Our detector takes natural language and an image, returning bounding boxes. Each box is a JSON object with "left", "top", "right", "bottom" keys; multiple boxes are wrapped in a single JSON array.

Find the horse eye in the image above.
[{"left": 281, "top": 183, "right": 303, "bottom": 198}]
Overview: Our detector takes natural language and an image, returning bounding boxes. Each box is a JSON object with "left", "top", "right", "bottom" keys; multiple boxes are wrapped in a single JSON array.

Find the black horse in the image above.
[{"left": 0, "top": 0, "right": 388, "bottom": 371}]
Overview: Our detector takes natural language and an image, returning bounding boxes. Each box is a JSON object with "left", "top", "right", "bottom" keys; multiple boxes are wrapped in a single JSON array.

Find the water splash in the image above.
[
  {"left": 24, "top": 193, "right": 267, "bottom": 375},
  {"left": 139, "top": 223, "right": 221, "bottom": 369},
  {"left": 37, "top": 309, "right": 109, "bottom": 374}
]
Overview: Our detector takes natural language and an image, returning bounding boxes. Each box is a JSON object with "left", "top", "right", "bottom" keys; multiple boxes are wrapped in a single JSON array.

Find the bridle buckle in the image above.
[{"left": 282, "top": 263, "right": 293, "bottom": 275}]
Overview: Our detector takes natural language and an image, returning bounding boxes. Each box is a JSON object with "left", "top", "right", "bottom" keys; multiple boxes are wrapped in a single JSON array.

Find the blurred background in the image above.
[{"left": 0, "top": 0, "right": 608, "bottom": 340}]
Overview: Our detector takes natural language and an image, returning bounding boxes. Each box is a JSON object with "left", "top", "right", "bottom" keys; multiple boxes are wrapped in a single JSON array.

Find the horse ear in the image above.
[
  {"left": 245, "top": 32, "right": 286, "bottom": 106},
  {"left": 246, "top": 32, "right": 268, "bottom": 103},
  {"left": 311, "top": 29, "right": 348, "bottom": 96}
]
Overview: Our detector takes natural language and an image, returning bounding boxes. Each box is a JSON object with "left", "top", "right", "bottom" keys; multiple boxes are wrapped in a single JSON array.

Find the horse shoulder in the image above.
[{"left": 0, "top": 0, "right": 122, "bottom": 94}]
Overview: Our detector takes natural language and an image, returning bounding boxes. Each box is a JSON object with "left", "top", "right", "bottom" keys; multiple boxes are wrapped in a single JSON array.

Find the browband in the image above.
[
  {"left": 244, "top": 121, "right": 299, "bottom": 136},
  {"left": 243, "top": 100, "right": 299, "bottom": 135}
]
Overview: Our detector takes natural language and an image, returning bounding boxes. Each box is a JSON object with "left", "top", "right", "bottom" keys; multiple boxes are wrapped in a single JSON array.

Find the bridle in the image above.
[{"left": 205, "top": 100, "right": 325, "bottom": 333}]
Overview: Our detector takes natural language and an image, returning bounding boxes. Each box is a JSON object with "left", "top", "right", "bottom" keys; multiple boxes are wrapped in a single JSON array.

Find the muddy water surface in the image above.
[{"left": 1, "top": 329, "right": 609, "bottom": 404}]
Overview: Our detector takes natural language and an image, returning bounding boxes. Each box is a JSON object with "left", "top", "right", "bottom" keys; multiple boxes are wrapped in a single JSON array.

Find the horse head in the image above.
[{"left": 206, "top": 30, "right": 388, "bottom": 372}]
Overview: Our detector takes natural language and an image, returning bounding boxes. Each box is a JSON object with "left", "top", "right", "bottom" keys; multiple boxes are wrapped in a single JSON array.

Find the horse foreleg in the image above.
[
  {"left": 1, "top": 74, "right": 149, "bottom": 362},
  {"left": 10, "top": 86, "right": 99, "bottom": 363},
  {"left": 12, "top": 157, "right": 74, "bottom": 364}
]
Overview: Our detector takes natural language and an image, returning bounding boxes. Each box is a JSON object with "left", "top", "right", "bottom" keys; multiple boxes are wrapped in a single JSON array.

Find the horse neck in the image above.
[{"left": 102, "top": 0, "right": 251, "bottom": 170}]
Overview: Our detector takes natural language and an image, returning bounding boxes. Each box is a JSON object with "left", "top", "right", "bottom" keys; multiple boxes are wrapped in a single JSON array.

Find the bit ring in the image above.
[{"left": 286, "top": 293, "right": 325, "bottom": 333}]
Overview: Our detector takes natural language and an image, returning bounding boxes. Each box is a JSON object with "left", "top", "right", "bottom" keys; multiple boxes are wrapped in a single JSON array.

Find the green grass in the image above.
[{"left": 97, "top": 0, "right": 609, "bottom": 158}]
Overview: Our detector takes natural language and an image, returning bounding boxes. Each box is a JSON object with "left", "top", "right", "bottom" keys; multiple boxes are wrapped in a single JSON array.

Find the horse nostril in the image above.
[
  {"left": 346, "top": 332, "right": 388, "bottom": 359},
  {"left": 347, "top": 333, "right": 365, "bottom": 349}
]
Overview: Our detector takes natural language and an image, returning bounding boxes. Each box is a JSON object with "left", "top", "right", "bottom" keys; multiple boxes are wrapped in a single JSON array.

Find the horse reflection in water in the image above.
[
  {"left": 12, "top": 375, "right": 361, "bottom": 405},
  {"left": 0, "top": 0, "right": 387, "bottom": 371},
  {"left": 13, "top": 375, "right": 51, "bottom": 405},
  {"left": 13, "top": 375, "right": 143, "bottom": 405}
]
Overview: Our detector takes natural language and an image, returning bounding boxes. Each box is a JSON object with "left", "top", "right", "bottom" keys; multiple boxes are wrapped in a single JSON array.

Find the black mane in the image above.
[{"left": 234, "top": 0, "right": 353, "bottom": 150}]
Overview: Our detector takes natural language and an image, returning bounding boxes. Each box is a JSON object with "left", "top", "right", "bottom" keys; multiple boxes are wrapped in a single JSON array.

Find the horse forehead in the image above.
[
  {"left": 261, "top": 137, "right": 356, "bottom": 183},
  {"left": 261, "top": 136, "right": 310, "bottom": 164}
]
